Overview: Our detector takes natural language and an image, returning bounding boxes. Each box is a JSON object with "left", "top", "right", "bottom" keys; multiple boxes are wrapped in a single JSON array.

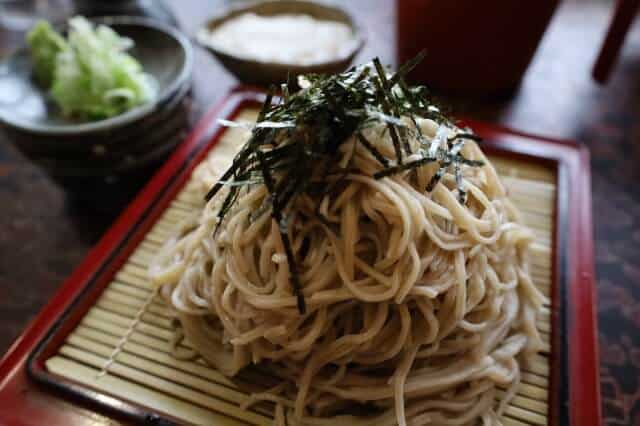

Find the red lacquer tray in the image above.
[{"left": 0, "top": 89, "right": 601, "bottom": 426}]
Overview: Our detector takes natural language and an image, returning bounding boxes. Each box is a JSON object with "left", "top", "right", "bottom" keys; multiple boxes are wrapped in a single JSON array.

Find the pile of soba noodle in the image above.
[{"left": 150, "top": 66, "right": 545, "bottom": 426}]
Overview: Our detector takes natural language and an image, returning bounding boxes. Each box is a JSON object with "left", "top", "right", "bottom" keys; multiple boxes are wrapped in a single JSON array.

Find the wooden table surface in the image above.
[{"left": 1, "top": 0, "right": 639, "bottom": 424}]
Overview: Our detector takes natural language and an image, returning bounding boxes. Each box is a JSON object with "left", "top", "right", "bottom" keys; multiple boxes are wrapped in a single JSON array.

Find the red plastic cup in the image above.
[{"left": 397, "top": 0, "right": 560, "bottom": 95}]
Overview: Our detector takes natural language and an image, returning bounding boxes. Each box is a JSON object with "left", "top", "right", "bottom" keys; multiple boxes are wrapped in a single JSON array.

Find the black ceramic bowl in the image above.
[
  {"left": 24, "top": 81, "right": 192, "bottom": 177},
  {"left": 0, "top": 16, "right": 193, "bottom": 177}
]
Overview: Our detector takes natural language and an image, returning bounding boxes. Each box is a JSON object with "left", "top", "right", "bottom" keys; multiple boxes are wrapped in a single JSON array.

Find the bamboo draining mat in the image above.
[{"left": 45, "top": 109, "right": 556, "bottom": 426}]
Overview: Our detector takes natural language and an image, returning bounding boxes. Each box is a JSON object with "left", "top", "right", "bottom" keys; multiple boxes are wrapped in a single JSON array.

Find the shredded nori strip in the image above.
[
  {"left": 373, "top": 157, "right": 436, "bottom": 179},
  {"left": 357, "top": 132, "right": 389, "bottom": 167},
  {"left": 207, "top": 55, "right": 483, "bottom": 314}
]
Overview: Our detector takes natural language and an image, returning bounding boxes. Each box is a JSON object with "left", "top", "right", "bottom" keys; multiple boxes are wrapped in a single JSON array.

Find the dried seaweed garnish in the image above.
[
  {"left": 372, "top": 58, "right": 411, "bottom": 156},
  {"left": 448, "top": 132, "right": 482, "bottom": 144},
  {"left": 373, "top": 157, "right": 436, "bottom": 179},
  {"left": 207, "top": 55, "right": 484, "bottom": 314},
  {"left": 388, "top": 49, "right": 427, "bottom": 87},
  {"left": 357, "top": 132, "right": 389, "bottom": 167},
  {"left": 426, "top": 166, "right": 446, "bottom": 192}
]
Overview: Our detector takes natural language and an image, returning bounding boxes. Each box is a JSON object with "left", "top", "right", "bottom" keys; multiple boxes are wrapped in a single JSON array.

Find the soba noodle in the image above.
[{"left": 150, "top": 85, "right": 545, "bottom": 426}]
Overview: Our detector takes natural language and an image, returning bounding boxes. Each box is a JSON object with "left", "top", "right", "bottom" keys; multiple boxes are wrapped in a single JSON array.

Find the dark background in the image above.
[{"left": 0, "top": 0, "right": 639, "bottom": 423}]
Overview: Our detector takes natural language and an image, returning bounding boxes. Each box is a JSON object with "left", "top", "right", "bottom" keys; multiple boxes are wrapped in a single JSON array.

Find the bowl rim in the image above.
[
  {"left": 196, "top": 0, "right": 365, "bottom": 70},
  {"left": 0, "top": 15, "right": 193, "bottom": 136}
]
